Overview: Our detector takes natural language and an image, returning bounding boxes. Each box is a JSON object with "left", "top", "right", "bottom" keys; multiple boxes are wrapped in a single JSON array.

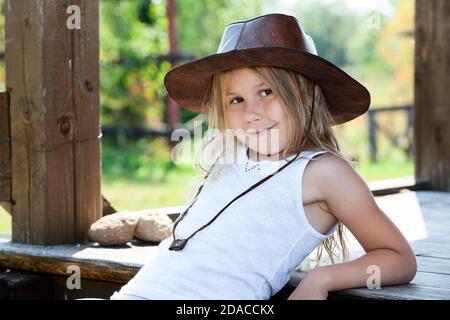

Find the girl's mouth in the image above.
[{"left": 248, "top": 124, "right": 277, "bottom": 136}]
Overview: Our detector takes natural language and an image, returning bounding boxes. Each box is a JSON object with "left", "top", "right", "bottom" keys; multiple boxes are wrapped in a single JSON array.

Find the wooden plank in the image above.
[
  {"left": 102, "top": 195, "right": 117, "bottom": 216},
  {"left": 6, "top": 0, "right": 43, "bottom": 244},
  {"left": 0, "top": 234, "right": 11, "bottom": 241},
  {"left": 0, "top": 270, "right": 54, "bottom": 300},
  {"left": 412, "top": 241, "right": 450, "bottom": 260},
  {"left": 368, "top": 176, "right": 431, "bottom": 196},
  {"left": 0, "top": 270, "right": 122, "bottom": 300},
  {"left": 1, "top": 236, "right": 450, "bottom": 299},
  {"left": 414, "top": 0, "right": 450, "bottom": 192},
  {"left": 0, "top": 237, "right": 158, "bottom": 283},
  {"left": 288, "top": 270, "right": 450, "bottom": 300},
  {"left": 5, "top": 0, "right": 101, "bottom": 244},
  {"left": 0, "top": 92, "right": 11, "bottom": 203},
  {"left": 2, "top": 194, "right": 118, "bottom": 217},
  {"left": 70, "top": 0, "right": 102, "bottom": 242}
]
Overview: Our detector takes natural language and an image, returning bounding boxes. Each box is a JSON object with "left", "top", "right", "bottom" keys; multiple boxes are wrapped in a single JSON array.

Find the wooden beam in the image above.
[
  {"left": 0, "top": 92, "right": 11, "bottom": 206},
  {"left": 414, "top": 0, "right": 450, "bottom": 191},
  {"left": 5, "top": 0, "right": 101, "bottom": 244},
  {"left": 166, "top": 0, "right": 180, "bottom": 150},
  {"left": 0, "top": 270, "right": 122, "bottom": 300},
  {"left": 0, "top": 236, "right": 157, "bottom": 283},
  {"left": 2, "top": 195, "right": 117, "bottom": 217},
  {"left": 368, "top": 176, "right": 431, "bottom": 196},
  {"left": 101, "top": 195, "right": 117, "bottom": 216}
]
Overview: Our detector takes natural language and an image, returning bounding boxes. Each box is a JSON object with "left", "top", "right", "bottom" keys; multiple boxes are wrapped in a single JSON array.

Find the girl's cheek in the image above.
[
  {"left": 227, "top": 111, "right": 244, "bottom": 130},
  {"left": 266, "top": 100, "right": 287, "bottom": 121}
]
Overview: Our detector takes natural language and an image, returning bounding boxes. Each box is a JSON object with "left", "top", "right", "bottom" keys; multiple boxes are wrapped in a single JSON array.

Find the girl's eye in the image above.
[
  {"left": 229, "top": 89, "right": 272, "bottom": 104},
  {"left": 260, "top": 88, "right": 272, "bottom": 97},
  {"left": 230, "top": 97, "right": 243, "bottom": 104}
]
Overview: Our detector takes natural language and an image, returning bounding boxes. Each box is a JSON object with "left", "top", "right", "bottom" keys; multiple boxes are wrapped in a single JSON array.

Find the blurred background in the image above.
[{"left": 0, "top": 0, "right": 414, "bottom": 233}]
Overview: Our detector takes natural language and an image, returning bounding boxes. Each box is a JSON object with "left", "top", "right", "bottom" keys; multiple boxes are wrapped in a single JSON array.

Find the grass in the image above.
[
  {"left": 0, "top": 208, "right": 10, "bottom": 233},
  {"left": 355, "top": 160, "right": 413, "bottom": 181},
  {"left": 101, "top": 166, "right": 201, "bottom": 211}
]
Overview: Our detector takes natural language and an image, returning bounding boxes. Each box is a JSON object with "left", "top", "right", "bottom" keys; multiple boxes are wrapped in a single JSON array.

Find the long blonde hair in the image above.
[{"left": 194, "top": 66, "right": 350, "bottom": 266}]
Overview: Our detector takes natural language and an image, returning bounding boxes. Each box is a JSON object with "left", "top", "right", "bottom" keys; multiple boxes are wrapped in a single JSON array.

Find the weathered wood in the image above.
[
  {"left": 0, "top": 236, "right": 157, "bottom": 283},
  {"left": 120, "top": 205, "right": 187, "bottom": 222},
  {"left": 2, "top": 194, "right": 116, "bottom": 218},
  {"left": 101, "top": 195, "right": 117, "bottom": 216},
  {"left": 0, "top": 269, "right": 122, "bottom": 300},
  {"left": 5, "top": 0, "right": 101, "bottom": 244},
  {"left": 0, "top": 269, "right": 53, "bottom": 300},
  {"left": 287, "top": 269, "right": 450, "bottom": 300},
  {"left": 1, "top": 191, "right": 450, "bottom": 300},
  {"left": 70, "top": 0, "right": 102, "bottom": 244},
  {"left": 0, "top": 92, "right": 11, "bottom": 203},
  {"left": 368, "top": 176, "right": 431, "bottom": 196},
  {"left": 0, "top": 203, "right": 11, "bottom": 215},
  {"left": 414, "top": 0, "right": 450, "bottom": 191}
]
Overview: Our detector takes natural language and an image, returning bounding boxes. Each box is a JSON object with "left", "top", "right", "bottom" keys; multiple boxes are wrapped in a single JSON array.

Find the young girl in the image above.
[{"left": 109, "top": 13, "right": 417, "bottom": 300}]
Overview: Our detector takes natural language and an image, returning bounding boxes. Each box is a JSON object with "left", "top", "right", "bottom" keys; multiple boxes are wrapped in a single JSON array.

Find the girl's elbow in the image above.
[
  {"left": 408, "top": 255, "right": 418, "bottom": 282},
  {"left": 401, "top": 250, "right": 417, "bottom": 283}
]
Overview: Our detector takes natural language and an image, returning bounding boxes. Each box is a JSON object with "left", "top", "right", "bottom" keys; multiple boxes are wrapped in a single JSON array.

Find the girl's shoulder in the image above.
[
  {"left": 303, "top": 151, "right": 361, "bottom": 200},
  {"left": 304, "top": 151, "right": 356, "bottom": 180}
]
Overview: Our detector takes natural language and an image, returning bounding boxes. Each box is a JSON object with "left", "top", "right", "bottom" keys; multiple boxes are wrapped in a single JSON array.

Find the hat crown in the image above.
[{"left": 217, "top": 13, "right": 317, "bottom": 55}]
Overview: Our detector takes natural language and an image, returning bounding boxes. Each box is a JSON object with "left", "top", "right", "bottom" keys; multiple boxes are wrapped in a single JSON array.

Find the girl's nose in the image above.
[{"left": 244, "top": 100, "right": 263, "bottom": 122}]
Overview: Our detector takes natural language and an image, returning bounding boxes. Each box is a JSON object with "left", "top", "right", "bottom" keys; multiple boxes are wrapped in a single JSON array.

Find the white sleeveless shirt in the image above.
[{"left": 112, "top": 141, "right": 337, "bottom": 300}]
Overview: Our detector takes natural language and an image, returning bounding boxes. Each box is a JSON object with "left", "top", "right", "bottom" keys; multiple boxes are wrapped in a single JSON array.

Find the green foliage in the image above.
[
  {"left": 99, "top": 0, "right": 263, "bottom": 127},
  {"left": 290, "top": 0, "right": 362, "bottom": 68},
  {"left": 176, "top": 0, "right": 262, "bottom": 57},
  {"left": 101, "top": 136, "right": 173, "bottom": 183},
  {"left": 347, "top": 24, "right": 393, "bottom": 78},
  {"left": 100, "top": 0, "right": 170, "bottom": 127}
]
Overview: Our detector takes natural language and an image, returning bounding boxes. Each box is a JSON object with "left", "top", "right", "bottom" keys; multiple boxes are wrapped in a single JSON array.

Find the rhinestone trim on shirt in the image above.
[{"left": 244, "top": 159, "right": 261, "bottom": 172}]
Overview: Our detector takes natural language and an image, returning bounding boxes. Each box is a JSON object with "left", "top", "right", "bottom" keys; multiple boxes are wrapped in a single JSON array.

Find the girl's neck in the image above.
[{"left": 246, "top": 147, "right": 294, "bottom": 162}]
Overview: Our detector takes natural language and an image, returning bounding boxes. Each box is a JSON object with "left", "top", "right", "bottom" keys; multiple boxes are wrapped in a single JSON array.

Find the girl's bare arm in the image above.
[{"left": 288, "top": 154, "right": 417, "bottom": 300}]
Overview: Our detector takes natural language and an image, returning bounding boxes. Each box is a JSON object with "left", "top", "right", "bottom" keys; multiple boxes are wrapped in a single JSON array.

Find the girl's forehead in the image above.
[
  {"left": 225, "top": 67, "right": 257, "bottom": 78},
  {"left": 222, "top": 68, "right": 265, "bottom": 89}
]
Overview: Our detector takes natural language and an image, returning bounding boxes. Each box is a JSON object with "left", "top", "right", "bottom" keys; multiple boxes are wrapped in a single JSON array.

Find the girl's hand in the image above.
[{"left": 287, "top": 269, "right": 330, "bottom": 300}]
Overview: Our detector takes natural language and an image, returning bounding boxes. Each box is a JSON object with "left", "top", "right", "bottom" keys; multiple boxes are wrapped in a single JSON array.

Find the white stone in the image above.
[
  {"left": 134, "top": 213, "right": 173, "bottom": 242},
  {"left": 88, "top": 212, "right": 140, "bottom": 246}
]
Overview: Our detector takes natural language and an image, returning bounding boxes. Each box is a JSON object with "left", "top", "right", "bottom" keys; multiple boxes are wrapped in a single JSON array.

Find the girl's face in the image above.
[{"left": 224, "top": 68, "right": 289, "bottom": 161}]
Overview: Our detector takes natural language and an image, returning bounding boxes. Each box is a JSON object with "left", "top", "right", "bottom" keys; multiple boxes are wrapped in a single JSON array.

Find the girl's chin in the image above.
[{"left": 247, "top": 146, "right": 282, "bottom": 157}]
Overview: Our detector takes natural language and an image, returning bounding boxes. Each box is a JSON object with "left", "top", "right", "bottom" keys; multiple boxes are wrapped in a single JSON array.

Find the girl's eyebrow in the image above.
[{"left": 226, "top": 82, "right": 266, "bottom": 96}]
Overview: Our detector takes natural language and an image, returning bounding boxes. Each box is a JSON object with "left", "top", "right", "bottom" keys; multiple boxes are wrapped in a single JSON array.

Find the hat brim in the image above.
[{"left": 164, "top": 47, "right": 371, "bottom": 125}]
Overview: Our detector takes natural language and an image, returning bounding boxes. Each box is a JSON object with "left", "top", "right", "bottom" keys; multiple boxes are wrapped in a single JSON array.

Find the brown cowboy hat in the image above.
[{"left": 164, "top": 13, "right": 371, "bottom": 125}]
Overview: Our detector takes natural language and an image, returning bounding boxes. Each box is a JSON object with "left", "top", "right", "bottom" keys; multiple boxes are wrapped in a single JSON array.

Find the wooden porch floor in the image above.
[{"left": 0, "top": 190, "right": 449, "bottom": 300}]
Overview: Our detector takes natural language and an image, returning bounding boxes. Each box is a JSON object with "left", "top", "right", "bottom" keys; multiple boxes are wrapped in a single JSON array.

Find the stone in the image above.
[
  {"left": 88, "top": 212, "right": 140, "bottom": 245},
  {"left": 134, "top": 213, "right": 173, "bottom": 242}
]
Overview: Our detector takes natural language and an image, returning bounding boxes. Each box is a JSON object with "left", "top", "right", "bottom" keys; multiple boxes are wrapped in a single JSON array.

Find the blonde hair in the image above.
[{"left": 194, "top": 66, "right": 350, "bottom": 267}]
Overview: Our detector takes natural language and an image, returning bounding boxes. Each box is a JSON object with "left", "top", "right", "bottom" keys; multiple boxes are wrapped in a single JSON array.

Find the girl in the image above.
[{"left": 110, "top": 13, "right": 417, "bottom": 300}]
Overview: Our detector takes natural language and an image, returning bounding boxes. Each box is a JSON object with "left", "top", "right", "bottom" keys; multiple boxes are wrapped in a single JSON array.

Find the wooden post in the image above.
[
  {"left": 414, "top": 0, "right": 450, "bottom": 192},
  {"left": 166, "top": 0, "right": 180, "bottom": 143},
  {"left": 0, "top": 92, "right": 12, "bottom": 214},
  {"left": 5, "top": 0, "right": 101, "bottom": 244}
]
